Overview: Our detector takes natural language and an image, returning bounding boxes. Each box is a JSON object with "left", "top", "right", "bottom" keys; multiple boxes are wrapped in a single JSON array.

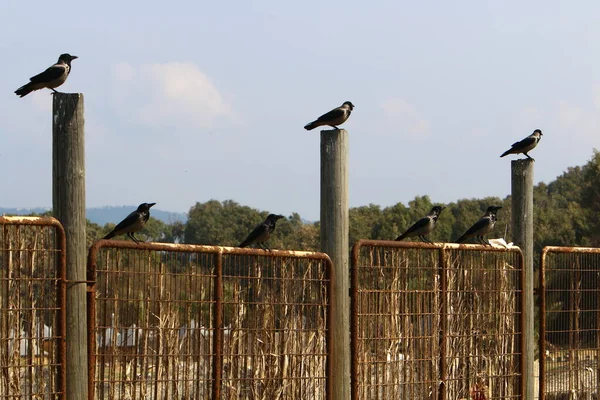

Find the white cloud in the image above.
[
  {"left": 111, "top": 62, "right": 230, "bottom": 129},
  {"left": 380, "top": 98, "right": 431, "bottom": 137}
]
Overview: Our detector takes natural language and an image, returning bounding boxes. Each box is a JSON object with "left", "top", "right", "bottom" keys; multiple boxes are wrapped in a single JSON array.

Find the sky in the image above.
[{"left": 1, "top": 1, "right": 600, "bottom": 221}]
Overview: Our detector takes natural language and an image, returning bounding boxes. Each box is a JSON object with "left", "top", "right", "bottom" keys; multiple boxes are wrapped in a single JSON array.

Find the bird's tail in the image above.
[
  {"left": 103, "top": 231, "right": 116, "bottom": 240},
  {"left": 499, "top": 149, "right": 513, "bottom": 158},
  {"left": 14, "top": 83, "right": 35, "bottom": 98},
  {"left": 304, "top": 121, "right": 318, "bottom": 131},
  {"left": 395, "top": 233, "right": 406, "bottom": 241},
  {"left": 455, "top": 234, "right": 467, "bottom": 244},
  {"left": 238, "top": 240, "right": 249, "bottom": 248}
]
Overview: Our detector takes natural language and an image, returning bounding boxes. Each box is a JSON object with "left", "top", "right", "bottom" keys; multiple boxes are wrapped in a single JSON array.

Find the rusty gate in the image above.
[
  {"left": 0, "top": 216, "right": 66, "bottom": 400},
  {"left": 351, "top": 240, "right": 525, "bottom": 400},
  {"left": 87, "top": 240, "right": 333, "bottom": 400},
  {"left": 539, "top": 246, "right": 600, "bottom": 400}
]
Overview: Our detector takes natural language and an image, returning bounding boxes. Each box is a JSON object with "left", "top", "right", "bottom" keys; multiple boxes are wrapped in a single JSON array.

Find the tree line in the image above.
[{"left": 83, "top": 150, "right": 600, "bottom": 264}]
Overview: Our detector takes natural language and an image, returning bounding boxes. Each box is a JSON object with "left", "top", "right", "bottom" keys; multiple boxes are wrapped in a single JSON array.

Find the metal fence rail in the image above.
[
  {"left": 0, "top": 216, "right": 66, "bottom": 400},
  {"left": 351, "top": 240, "right": 524, "bottom": 400},
  {"left": 87, "top": 240, "right": 332, "bottom": 400},
  {"left": 539, "top": 246, "right": 600, "bottom": 400}
]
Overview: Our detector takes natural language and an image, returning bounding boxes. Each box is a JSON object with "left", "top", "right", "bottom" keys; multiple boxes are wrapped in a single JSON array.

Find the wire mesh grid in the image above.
[
  {"left": 540, "top": 246, "right": 600, "bottom": 400},
  {"left": 87, "top": 241, "right": 332, "bottom": 400},
  {"left": 0, "top": 216, "right": 66, "bottom": 400},
  {"left": 351, "top": 240, "right": 524, "bottom": 400}
]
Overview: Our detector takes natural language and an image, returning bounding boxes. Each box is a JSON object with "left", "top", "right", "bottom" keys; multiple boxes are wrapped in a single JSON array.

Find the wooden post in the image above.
[
  {"left": 320, "top": 128, "right": 350, "bottom": 400},
  {"left": 511, "top": 159, "right": 534, "bottom": 400},
  {"left": 53, "top": 93, "right": 88, "bottom": 399}
]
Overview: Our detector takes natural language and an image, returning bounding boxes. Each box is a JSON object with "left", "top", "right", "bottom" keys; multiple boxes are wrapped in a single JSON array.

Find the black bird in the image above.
[
  {"left": 103, "top": 203, "right": 156, "bottom": 243},
  {"left": 500, "top": 129, "right": 543, "bottom": 161},
  {"left": 238, "top": 214, "right": 285, "bottom": 250},
  {"left": 455, "top": 206, "right": 502, "bottom": 245},
  {"left": 304, "top": 101, "right": 354, "bottom": 130},
  {"left": 395, "top": 206, "right": 445, "bottom": 243},
  {"left": 15, "top": 53, "right": 78, "bottom": 97}
]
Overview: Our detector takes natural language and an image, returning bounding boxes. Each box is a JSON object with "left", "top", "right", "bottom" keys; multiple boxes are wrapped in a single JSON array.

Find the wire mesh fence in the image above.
[
  {"left": 539, "top": 246, "right": 600, "bottom": 400},
  {"left": 351, "top": 240, "right": 524, "bottom": 400},
  {"left": 87, "top": 240, "right": 332, "bottom": 400},
  {"left": 0, "top": 216, "right": 66, "bottom": 400}
]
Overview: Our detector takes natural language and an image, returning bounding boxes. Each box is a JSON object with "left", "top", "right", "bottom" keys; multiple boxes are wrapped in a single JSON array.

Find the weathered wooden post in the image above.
[
  {"left": 52, "top": 93, "right": 88, "bottom": 399},
  {"left": 320, "top": 128, "right": 350, "bottom": 400},
  {"left": 511, "top": 159, "right": 534, "bottom": 399}
]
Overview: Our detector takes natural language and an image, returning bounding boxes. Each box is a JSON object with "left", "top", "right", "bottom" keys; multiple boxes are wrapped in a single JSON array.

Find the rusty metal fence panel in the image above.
[
  {"left": 539, "top": 246, "right": 600, "bottom": 400},
  {"left": 87, "top": 240, "right": 332, "bottom": 400},
  {"left": 0, "top": 216, "right": 66, "bottom": 400},
  {"left": 351, "top": 240, "right": 524, "bottom": 400}
]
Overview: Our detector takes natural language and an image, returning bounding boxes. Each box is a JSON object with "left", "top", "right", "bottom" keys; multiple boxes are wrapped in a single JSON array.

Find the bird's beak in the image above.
[
  {"left": 277, "top": 215, "right": 285, "bottom": 220},
  {"left": 148, "top": 203, "right": 156, "bottom": 208},
  {"left": 71, "top": 56, "right": 78, "bottom": 60}
]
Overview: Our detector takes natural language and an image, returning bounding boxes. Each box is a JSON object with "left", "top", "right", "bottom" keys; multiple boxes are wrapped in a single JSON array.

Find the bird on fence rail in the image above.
[
  {"left": 395, "top": 205, "right": 445, "bottom": 243},
  {"left": 238, "top": 214, "right": 285, "bottom": 251},
  {"left": 14, "top": 53, "right": 78, "bottom": 97},
  {"left": 455, "top": 206, "right": 502, "bottom": 246},
  {"left": 103, "top": 203, "right": 156, "bottom": 243},
  {"left": 500, "top": 129, "right": 543, "bottom": 161},
  {"left": 304, "top": 101, "right": 354, "bottom": 130}
]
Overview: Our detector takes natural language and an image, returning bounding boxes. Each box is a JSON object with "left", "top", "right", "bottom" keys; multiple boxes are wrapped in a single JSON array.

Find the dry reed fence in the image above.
[
  {"left": 351, "top": 240, "right": 524, "bottom": 400},
  {"left": 0, "top": 216, "right": 66, "bottom": 400},
  {"left": 88, "top": 241, "right": 331, "bottom": 400}
]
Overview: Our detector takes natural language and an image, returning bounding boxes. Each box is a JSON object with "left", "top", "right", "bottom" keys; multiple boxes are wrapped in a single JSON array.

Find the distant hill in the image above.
[{"left": 0, "top": 206, "right": 187, "bottom": 225}]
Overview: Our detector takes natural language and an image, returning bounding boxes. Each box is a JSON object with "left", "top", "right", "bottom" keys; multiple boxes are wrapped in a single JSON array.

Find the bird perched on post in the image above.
[
  {"left": 238, "top": 214, "right": 285, "bottom": 251},
  {"left": 455, "top": 206, "right": 502, "bottom": 245},
  {"left": 304, "top": 101, "right": 354, "bottom": 131},
  {"left": 14, "top": 53, "right": 78, "bottom": 97},
  {"left": 500, "top": 129, "right": 543, "bottom": 161},
  {"left": 103, "top": 203, "right": 156, "bottom": 243},
  {"left": 395, "top": 206, "right": 445, "bottom": 243}
]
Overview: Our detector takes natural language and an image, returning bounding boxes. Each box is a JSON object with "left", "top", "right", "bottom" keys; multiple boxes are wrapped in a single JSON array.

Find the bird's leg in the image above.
[
  {"left": 257, "top": 243, "right": 266, "bottom": 251},
  {"left": 483, "top": 237, "right": 491, "bottom": 246},
  {"left": 329, "top": 125, "right": 339, "bottom": 130},
  {"left": 524, "top": 153, "right": 535, "bottom": 162},
  {"left": 129, "top": 232, "right": 140, "bottom": 244},
  {"left": 421, "top": 236, "right": 433, "bottom": 244},
  {"left": 51, "top": 88, "right": 59, "bottom": 94}
]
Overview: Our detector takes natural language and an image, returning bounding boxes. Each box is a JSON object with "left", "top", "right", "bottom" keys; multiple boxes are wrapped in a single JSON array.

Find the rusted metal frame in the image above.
[
  {"left": 350, "top": 241, "right": 361, "bottom": 400},
  {"left": 438, "top": 247, "right": 447, "bottom": 400},
  {"left": 325, "top": 255, "right": 334, "bottom": 400},
  {"left": 86, "top": 239, "right": 333, "bottom": 400},
  {"left": 538, "top": 247, "right": 549, "bottom": 400},
  {"left": 518, "top": 246, "right": 526, "bottom": 399},
  {"left": 538, "top": 246, "right": 600, "bottom": 400},
  {"left": 0, "top": 216, "right": 67, "bottom": 400},
  {"left": 212, "top": 251, "right": 223, "bottom": 400}
]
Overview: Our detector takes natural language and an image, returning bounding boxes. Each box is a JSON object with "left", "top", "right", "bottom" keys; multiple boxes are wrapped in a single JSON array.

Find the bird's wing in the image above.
[
  {"left": 403, "top": 217, "right": 430, "bottom": 235},
  {"left": 112, "top": 211, "right": 140, "bottom": 232},
  {"left": 315, "top": 107, "right": 344, "bottom": 123},
  {"left": 29, "top": 64, "right": 66, "bottom": 83},
  {"left": 511, "top": 136, "right": 536, "bottom": 149},
  {"left": 462, "top": 218, "right": 489, "bottom": 237},
  {"left": 240, "top": 224, "right": 268, "bottom": 246}
]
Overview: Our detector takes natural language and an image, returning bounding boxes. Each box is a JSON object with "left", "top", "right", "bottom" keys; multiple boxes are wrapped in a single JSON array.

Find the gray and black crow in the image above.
[
  {"left": 238, "top": 214, "right": 284, "bottom": 250},
  {"left": 304, "top": 101, "right": 354, "bottom": 130},
  {"left": 103, "top": 203, "right": 156, "bottom": 243},
  {"left": 15, "top": 53, "right": 78, "bottom": 97},
  {"left": 500, "top": 129, "right": 543, "bottom": 161},
  {"left": 395, "top": 206, "right": 445, "bottom": 243},
  {"left": 455, "top": 206, "right": 502, "bottom": 245}
]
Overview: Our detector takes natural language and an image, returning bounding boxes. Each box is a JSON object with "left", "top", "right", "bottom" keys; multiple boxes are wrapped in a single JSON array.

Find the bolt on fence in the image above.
[
  {"left": 539, "top": 246, "right": 600, "bottom": 400},
  {"left": 351, "top": 240, "right": 525, "bottom": 400},
  {"left": 87, "top": 240, "right": 333, "bottom": 400},
  {"left": 0, "top": 216, "right": 66, "bottom": 400}
]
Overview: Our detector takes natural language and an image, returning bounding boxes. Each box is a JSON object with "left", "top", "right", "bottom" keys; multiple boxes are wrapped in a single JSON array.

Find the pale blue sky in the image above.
[{"left": 1, "top": 1, "right": 599, "bottom": 221}]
